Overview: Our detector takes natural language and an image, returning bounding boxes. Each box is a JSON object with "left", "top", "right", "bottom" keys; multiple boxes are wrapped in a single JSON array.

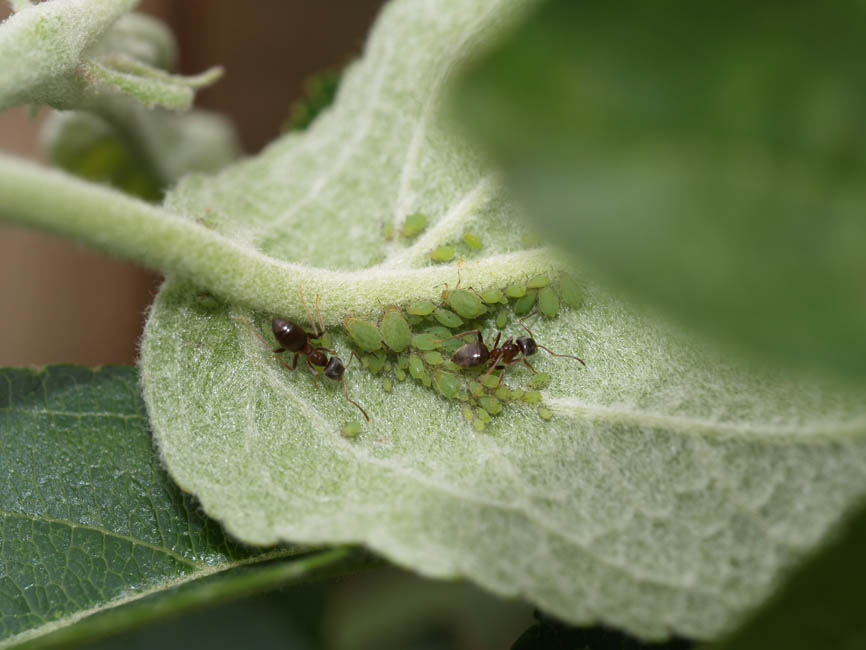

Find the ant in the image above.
[
  {"left": 233, "top": 288, "right": 370, "bottom": 421},
  {"left": 446, "top": 314, "right": 585, "bottom": 388}
]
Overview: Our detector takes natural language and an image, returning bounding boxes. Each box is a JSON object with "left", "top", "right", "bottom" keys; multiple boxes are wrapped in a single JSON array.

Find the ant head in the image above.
[
  {"left": 324, "top": 356, "right": 344, "bottom": 380},
  {"left": 517, "top": 336, "right": 537, "bottom": 357}
]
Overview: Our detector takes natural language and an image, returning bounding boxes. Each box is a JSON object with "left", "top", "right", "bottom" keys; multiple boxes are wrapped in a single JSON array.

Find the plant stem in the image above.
[{"left": 0, "top": 154, "right": 564, "bottom": 324}]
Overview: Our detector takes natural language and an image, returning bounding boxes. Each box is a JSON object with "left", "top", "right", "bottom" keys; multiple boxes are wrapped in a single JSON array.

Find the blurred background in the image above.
[{"left": 0, "top": 0, "right": 384, "bottom": 366}]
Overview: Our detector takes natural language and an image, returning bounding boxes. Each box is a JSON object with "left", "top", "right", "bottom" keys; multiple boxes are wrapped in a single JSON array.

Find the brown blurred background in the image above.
[{"left": 0, "top": 0, "right": 384, "bottom": 366}]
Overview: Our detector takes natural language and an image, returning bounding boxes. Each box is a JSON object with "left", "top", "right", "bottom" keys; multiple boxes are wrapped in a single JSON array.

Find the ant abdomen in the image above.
[{"left": 272, "top": 318, "right": 308, "bottom": 352}]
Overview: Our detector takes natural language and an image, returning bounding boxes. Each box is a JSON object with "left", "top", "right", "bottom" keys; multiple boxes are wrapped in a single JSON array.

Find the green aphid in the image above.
[
  {"left": 384, "top": 360, "right": 392, "bottom": 372},
  {"left": 480, "top": 373, "right": 500, "bottom": 389},
  {"left": 463, "top": 405, "right": 474, "bottom": 421},
  {"left": 468, "top": 381, "right": 483, "bottom": 397},
  {"left": 383, "top": 222, "right": 394, "bottom": 241},
  {"left": 411, "top": 332, "right": 439, "bottom": 351},
  {"left": 538, "top": 406, "right": 553, "bottom": 420},
  {"left": 407, "top": 301, "right": 435, "bottom": 316},
  {"left": 511, "top": 388, "right": 525, "bottom": 401},
  {"left": 513, "top": 289, "right": 537, "bottom": 316},
  {"left": 423, "top": 351, "right": 444, "bottom": 366},
  {"left": 473, "top": 418, "right": 486, "bottom": 432},
  {"left": 394, "top": 367, "right": 407, "bottom": 381},
  {"left": 402, "top": 213, "right": 427, "bottom": 238},
  {"left": 430, "top": 245, "right": 456, "bottom": 263},
  {"left": 475, "top": 408, "right": 492, "bottom": 423},
  {"left": 424, "top": 325, "right": 453, "bottom": 340},
  {"left": 380, "top": 307, "right": 411, "bottom": 353},
  {"left": 341, "top": 421, "right": 361, "bottom": 438},
  {"left": 443, "top": 360, "right": 461, "bottom": 372},
  {"left": 495, "top": 386, "right": 511, "bottom": 401},
  {"left": 408, "top": 354, "right": 425, "bottom": 380},
  {"left": 456, "top": 390, "right": 469, "bottom": 402},
  {"left": 382, "top": 378, "right": 393, "bottom": 393},
  {"left": 528, "top": 275, "right": 550, "bottom": 289},
  {"left": 366, "top": 351, "right": 386, "bottom": 374},
  {"left": 463, "top": 232, "right": 483, "bottom": 249},
  {"left": 421, "top": 371, "right": 432, "bottom": 388},
  {"left": 524, "top": 390, "right": 542, "bottom": 403},
  {"left": 559, "top": 274, "right": 584, "bottom": 309},
  {"left": 397, "top": 354, "right": 409, "bottom": 370},
  {"left": 495, "top": 310, "right": 508, "bottom": 330},
  {"left": 537, "top": 287, "right": 559, "bottom": 318},
  {"left": 433, "top": 370, "right": 460, "bottom": 399},
  {"left": 406, "top": 314, "right": 425, "bottom": 328},
  {"left": 528, "top": 372, "right": 552, "bottom": 389},
  {"left": 444, "top": 289, "right": 487, "bottom": 320},
  {"left": 479, "top": 395, "right": 502, "bottom": 415},
  {"left": 344, "top": 316, "right": 382, "bottom": 352},
  {"left": 433, "top": 308, "right": 463, "bottom": 328},
  {"left": 505, "top": 284, "right": 527, "bottom": 299},
  {"left": 480, "top": 289, "right": 503, "bottom": 304}
]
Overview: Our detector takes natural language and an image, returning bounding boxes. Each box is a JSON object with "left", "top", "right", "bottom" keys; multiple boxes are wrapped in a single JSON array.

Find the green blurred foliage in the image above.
[{"left": 455, "top": 0, "right": 866, "bottom": 384}]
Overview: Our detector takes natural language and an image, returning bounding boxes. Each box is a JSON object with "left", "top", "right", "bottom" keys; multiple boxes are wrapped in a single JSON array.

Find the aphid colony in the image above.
[{"left": 341, "top": 273, "right": 585, "bottom": 433}]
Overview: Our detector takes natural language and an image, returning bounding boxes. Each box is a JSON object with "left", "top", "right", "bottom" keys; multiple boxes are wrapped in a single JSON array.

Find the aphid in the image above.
[
  {"left": 537, "top": 287, "right": 559, "bottom": 318},
  {"left": 479, "top": 289, "right": 503, "bottom": 305},
  {"left": 495, "top": 310, "right": 508, "bottom": 330},
  {"left": 537, "top": 406, "right": 553, "bottom": 420},
  {"left": 527, "top": 275, "right": 550, "bottom": 289},
  {"left": 406, "top": 301, "right": 435, "bottom": 316},
  {"left": 380, "top": 306, "right": 411, "bottom": 353},
  {"left": 423, "top": 351, "right": 444, "bottom": 366},
  {"left": 402, "top": 213, "right": 427, "bottom": 238},
  {"left": 463, "top": 232, "right": 483, "bottom": 249},
  {"left": 442, "top": 288, "right": 487, "bottom": 320},
  {"left": 344, "top": 316, "right": 382, "bottom": 352},
  {"left": 233, "top": 290, "right": 369, "bottom": 421},
  {"left": 411, "top": 332, "right": 440, "bottom": 351},
  {"left": 513, "top": 289, "right": 537, "bottom": 317},
  {"left": 559, "top": 274, "right": 583, "bottom": 309},
  {"left": 341, "top": 421, "right": 362, "bottom": 438},
  {"left": 433, "top": 370, "right": 460, "bottom": 399},
  {"left": 430, "top": 245, "right": 456, "bottom": 262},
  {"left": 433, "top": 307, "right": 463, "bottom": 328},
  {"left": 505, "top": 284, "right": 526, "bottom": 299}
]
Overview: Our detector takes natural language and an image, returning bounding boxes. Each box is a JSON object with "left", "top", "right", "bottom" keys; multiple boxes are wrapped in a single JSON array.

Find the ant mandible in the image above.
[
  {"left": 447, "top": 314, "right": 585, "bottom": 388},
  {"left": 233, "top": 288, "right": 370, "bottom": 421}
]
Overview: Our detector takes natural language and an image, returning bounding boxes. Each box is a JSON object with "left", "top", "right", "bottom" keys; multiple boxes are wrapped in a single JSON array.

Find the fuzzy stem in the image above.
[{"left": 0, "top": 154, "right": 564, "bottom": 324}]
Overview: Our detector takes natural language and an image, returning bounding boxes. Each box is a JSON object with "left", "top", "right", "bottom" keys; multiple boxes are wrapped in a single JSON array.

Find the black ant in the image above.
[
  {"left": 446, "top": 314, "right": 585, "bottom": 388},
  {"left": 233, "top": 288, "right": 370, "bottom": 421}
]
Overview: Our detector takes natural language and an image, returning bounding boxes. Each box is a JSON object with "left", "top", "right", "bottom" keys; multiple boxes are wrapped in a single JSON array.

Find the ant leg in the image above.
[
  {"left": 342, "top": 378, "right": 370, "bottom": 421},
  {"left": 476, "top": 351, "right": 503, "bottom": 388},
  {"left": 292, "top": 352, "right": 301, "bottom": 370},
  {"left": 306, "top": 357, "right": 320, "bottom": 387},
  {"left": 436, "top": 329, "right": 483, "bottom": 344},
  {"left": 536, "top": 344, "right": 586, "bottom": 367},
  {"left": 521, "top": 358, "right": 538, "bottom": 374},
  {"left": 232, "top": 316, "right": 293, "bottom": 371},
  {"left": 298, "top": 285, "right": 320, "bottom": 338},
  {"left": 344, "top": 349, "right": 361, "bottom": 370}
]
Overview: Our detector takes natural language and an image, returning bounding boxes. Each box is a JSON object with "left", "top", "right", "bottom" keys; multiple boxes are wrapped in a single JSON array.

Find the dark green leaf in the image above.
[
  {"left": 455, "top": 0, "right": 866, "bottom": 383},
  {"left": 0, "top": 365, "right": 354, "bottom": 648}
]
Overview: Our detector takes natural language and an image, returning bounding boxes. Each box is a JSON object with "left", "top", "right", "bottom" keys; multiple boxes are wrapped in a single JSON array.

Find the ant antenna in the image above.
[
  {"left": 297, "top": 285, "right": 321, "bottom": 338},
  {"left": 231, "top": 316, "right": 295, "bottom": 372},
  {"left": 519, "top": 315, "right": 587, "bottom": 367},
  {"left": 341, "top": 350, "right": 370, "bottom": 421}
]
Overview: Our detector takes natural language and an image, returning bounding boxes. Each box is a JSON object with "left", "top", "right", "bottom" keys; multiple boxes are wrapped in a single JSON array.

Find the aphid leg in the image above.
[
  {"left": 231, "top": 316, "right": 293, "bottom": 371},
  {"left": 298, "top": 285, "right": 320, "bottom": 338},
  {"left": 341, "top": 378, "right": 370, "bottom": 421},
  {"left": 518, "top": 313, "right": 539, "bottom": 338},
  {"left": 536, "top": 344, "right": 586, "bottom": 367}
]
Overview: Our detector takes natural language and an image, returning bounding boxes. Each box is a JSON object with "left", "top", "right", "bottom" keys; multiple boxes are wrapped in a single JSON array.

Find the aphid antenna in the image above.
[
  {"left": 518, "top": 315, "right": 586, "bottom": 367},
  {"left": 434, "top": 329, "right": 484, "bottom": 344},
  {"left": 230, "top": 315, "right": 295, "bottom": 372}
]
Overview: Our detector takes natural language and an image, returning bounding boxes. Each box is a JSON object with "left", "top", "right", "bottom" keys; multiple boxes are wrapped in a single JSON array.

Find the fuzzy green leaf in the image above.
[
  {"left": 453, "top": 0, "right": 866, "bottom": 384},
  {"left": 136, "top": 0, "right": 866, "bottom": 642},
  {"left": 0, "top": 365, "right": 357, "bottom": 648}
]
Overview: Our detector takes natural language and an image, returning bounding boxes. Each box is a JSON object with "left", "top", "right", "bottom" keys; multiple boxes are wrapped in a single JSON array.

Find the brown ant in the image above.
[
  {"left": 232, "top": 288, "right": 370, "bottom": 421},
  {"left": 446, "top": 314, "right": 585, "bottom": 388}
]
